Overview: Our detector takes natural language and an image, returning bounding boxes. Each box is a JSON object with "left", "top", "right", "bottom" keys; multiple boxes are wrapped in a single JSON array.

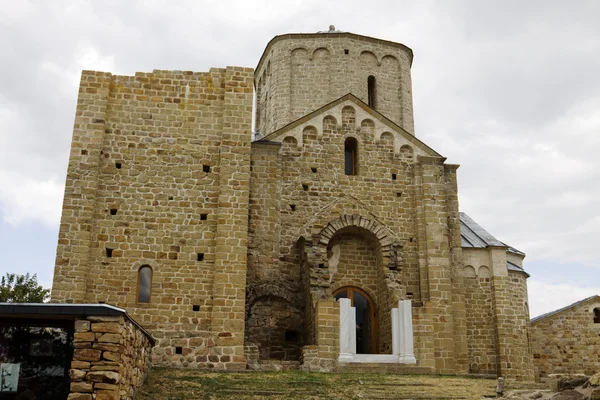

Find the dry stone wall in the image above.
[
  {"left": 69, "top": 315, "right": 153, "bottom": 400},
  {"left": 53, "top": 66, "right": 254, "bottom": 369}
]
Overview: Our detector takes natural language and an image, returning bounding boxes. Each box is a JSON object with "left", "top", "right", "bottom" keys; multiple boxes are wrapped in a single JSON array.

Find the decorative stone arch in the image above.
[
  {"left": 330, "top": 281, "right": 378, "bottom": 307},
  {"left": 359, "top": 50, "right": 380, "bottom": 66},
  {"left": 298, "top": 214, "right": 402, "bottom": 272},
  {"left": 301, "top": 125, "right": 318, "bottom": 142},
  {"left": 359, "top": 118, "right": 375, "bottom": 139},
  {"left": 245, "top": 282, "right": 304, "bottom": 315},
  {"left": 380, "top": 54, "right": 400, "bottom": 67},
  {"left": 478, "top": 265, "right": 491, "bottom": 278},
  {"left": 280, "top": 135, "right": 301, "bottom": 152},
  {"left": 311, "top": 47, "right": 331, "bottom": 61}
]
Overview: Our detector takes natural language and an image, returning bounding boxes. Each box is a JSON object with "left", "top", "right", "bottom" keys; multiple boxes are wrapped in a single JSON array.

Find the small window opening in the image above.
[
  {"left": 137, "top": 265, "right": 152, "bottom": 303},
  {"left": 110, "top": 208, "right": 117, "bottom": 215},
  {"left": 290, "top": 204, "right": 296, "bottom": 211},
  {"left": 344, "top": 49, "right": 349, "bottom": 55},
  {"left": 200, "top": 213, "right": 208, "bottom": 220},
  {"left": 193, "top": 305, "right": 200, "bottom": 312},
  {"left": 115, "top": 162, "right": 122, "bottom": 169},
  {"left": 344, "top": 137, "right": 358, "bottom": 176},
  {"left": 285, "top": 330, "right": 299, "bottom": 343},
  {"left": 197, "top": 253, "right": 204, "bottom": 261},
  {"left": 311, "top": 167, "right": 317, "bottom": 173},
  {"left": 175, "top": 347, "right": 183, "bottom": 355},
  {"left": 98, "top": 301, "right": 105, "bottom": 304},
  {"left": 302, "top": 184, "right": 309, "bottom": 191},
  {"left": 203, "top": 165, "right": 210, "bottom": 173},
  {"left": 81, "top": 150, "right": 88, "bottom": 155},
  {"left": 367, "top": 75, "right": 376, "bottom": 108},
  {"left": 392, "top": 173, "right": 397, "bottom": 180},
  {"left": 105, "top": 248, "right": 113, "bottom": 258},
  {"left": 410, "top": 238, "right": 414, "bottom": 242},
  {"left": 407, "top": 293, "right": 414, "bottom": 299},
  {"left": 318, "top": 263, "right": 325, "bottom": 269},
  {"left": 396, "top": 192, "right": 402, "bottom": 197},
  {"left": 168, "top": 196, "right": 173, "bottom": 200},
  {"left": 594, "top": 308, "right": 600, "bottom": 324}
]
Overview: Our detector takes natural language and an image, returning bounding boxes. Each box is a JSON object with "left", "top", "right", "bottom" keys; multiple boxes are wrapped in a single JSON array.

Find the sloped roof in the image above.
[
  {"left": 258, "top": 93, "right": 441, "bottom": 158},
  {"left": 531, "top": 295, "right": 600, "bottom": 324},
  {"left": 460, "top": 212, "right": 524, "bottom": 255}
]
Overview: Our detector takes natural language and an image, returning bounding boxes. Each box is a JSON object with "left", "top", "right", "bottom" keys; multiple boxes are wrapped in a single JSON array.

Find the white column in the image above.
[
  {"left": 392, "top": 307, "right": 400, "bottom": 357},
  {"left": 338, "top": 298, "right": 356, "bottom": 361},
  {"left": 401, "top": 300, "right": 416, "bottom": 364}
]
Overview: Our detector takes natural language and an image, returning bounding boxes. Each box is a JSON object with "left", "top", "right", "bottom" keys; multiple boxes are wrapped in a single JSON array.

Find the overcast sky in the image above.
[{"left": 1, "top": 0, "right": 599, "bottom": 318}]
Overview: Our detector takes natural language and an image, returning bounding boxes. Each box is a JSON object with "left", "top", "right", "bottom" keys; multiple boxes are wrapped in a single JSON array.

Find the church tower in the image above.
[{"left": 254, "top": 26, "right": 415, "bottom": 136}]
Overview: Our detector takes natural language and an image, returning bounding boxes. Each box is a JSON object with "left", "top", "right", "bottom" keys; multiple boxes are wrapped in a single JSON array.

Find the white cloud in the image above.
[
  {"left": 0, "top": 170, "right": 64, "bottom": 228},
  {"left": 528, "top": 280, "right": 600, "bottom": 319}
]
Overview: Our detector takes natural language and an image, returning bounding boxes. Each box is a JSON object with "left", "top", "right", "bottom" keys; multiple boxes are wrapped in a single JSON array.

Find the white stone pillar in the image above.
[
  {"left": 338, "top": 298, "right": 356, "bottom": 361},
  {"left": 392, "top": 307, "right": 401, "bottom": 357},
  {"left": 400, "top": 300, "right": 416, "bottom": 364}
]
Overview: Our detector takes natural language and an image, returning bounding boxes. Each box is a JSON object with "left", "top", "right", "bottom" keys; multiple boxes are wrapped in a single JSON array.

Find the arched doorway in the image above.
[{"left": 334, "top": 286, "right": 378, "bottom": 354}]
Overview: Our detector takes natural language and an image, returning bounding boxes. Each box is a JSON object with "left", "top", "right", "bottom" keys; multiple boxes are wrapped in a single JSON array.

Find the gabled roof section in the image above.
[
  {"left": 531, "top": 295, "right": 600, "bottom": 324},
  {"left": 460, "top": 212, "right": 511, "bottom": 249},
  {"left": 258, "top": 93, "right": 441, "bottom": 157}
]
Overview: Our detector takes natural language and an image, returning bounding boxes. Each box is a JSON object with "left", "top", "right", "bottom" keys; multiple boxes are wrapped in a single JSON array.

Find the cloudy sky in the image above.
[{"left": 1, "top": 0, "right": 598, "bottom": 318}]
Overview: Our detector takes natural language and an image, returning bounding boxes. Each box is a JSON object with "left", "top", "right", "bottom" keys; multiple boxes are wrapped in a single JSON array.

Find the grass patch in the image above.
[{"left": 137, "top": 368, "right": 540, "bottom": 400}]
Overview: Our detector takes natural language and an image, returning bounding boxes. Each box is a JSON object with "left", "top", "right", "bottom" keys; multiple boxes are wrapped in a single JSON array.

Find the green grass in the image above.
[{"left": 136, "top": 368, "right": 535, "bottom": 400}]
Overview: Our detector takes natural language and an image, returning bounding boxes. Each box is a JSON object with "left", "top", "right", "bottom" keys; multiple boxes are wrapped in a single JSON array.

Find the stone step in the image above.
[{"left": 336, "top": 363, "right": 434, "bottom": 374}]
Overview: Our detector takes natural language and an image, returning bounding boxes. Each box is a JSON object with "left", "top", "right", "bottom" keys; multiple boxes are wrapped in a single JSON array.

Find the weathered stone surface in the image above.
[
  {"left": 551, "top": 390, "right": 586, "bottom": 400},
  {"left": 49, "top": 31, "right": 535, "bottom": 381},
  {"left": 91, "top": 322, "right": 121, "bottom": 334},
  {"left": 86, "top": 370, "right": 120, "bottom": 384},
  {"left": 98, "top": 333, "right": 121, "bottom": 344},
  {"left": 70, "top": 369, "right": 87, "bottom": 381},
  {"left": 102, "top": 351, "right": 120, "bottom": 361},
  {"left": 74, "top": 332, "right": 95, "bottom": 342},
  {"left": 74, "top": 349, "right": 102, "bottom": 362},
  {"left": 95, "top": 390, "right": 119, "bottom": 400},
  {"left": 532, "top": 296, "right": 600, "bottom": 380},
  {"left": 548, "top": 375, "right": 589, "bottom": 392},
  {"left": 70, "top": 381, "right": 93, "bottom": 393},
  {"left": 591, "top": 388, "right": 600, "bottom": 400},
  {"left": 71, "top": 361, "right": 91, "bottom": 369},
  {"left": 67, "top": 394, "right": 92, "bottom": 400},
  {"left": 74, "top": 320, "right": 90, "bottom": 333}
]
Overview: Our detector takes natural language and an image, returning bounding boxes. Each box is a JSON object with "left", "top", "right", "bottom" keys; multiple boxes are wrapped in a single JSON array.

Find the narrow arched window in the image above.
[
  {"left": 137, "top": 266, "right": 152, "bottom": 303},
  {"left": 594, "top": 308, "right": 600, "bottom": 323},
  {"left": 344, "top": 137, "right": 358, "bottom": 176},
  {"left": 367, "top": 75, "right": 376, "bottom": 108}
]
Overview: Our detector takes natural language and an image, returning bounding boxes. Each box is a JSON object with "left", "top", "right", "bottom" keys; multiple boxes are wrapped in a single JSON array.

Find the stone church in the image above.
[{"left": 51, "top": 28, "right": 534, "bottom": 380}]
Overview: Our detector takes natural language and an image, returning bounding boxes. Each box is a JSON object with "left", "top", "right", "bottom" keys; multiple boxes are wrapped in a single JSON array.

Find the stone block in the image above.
[
  {"left": 95, "top": 390, "right": 119, "bottom": 400},
  {"left": 70, "top": 381, "right": 93, "bottom": 393},
  {"left": 86, "top": 370, "right": 120, "bottom": 384},
  {"left": 67, "top": 394, "right": 92, "bottom": 400},
  {"left": 74, "top": 349, "right": 102, "bottom": 362},
  {"left": 91, "top": 322, "right": 122, "bottom": 334}
]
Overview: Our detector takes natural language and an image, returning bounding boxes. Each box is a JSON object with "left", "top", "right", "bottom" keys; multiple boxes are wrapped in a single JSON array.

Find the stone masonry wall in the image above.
[
  {"left": 53, "top": 66, "right": 254, "bottom": 369},
  {"left": 531, "top": 298, "right": 600, "bottom": 380},
  {"left": 464, "top": 275, "right": 497, "bottom": 374},
  {"left": 69, "top": 315, "right": 153, "bottom": 400},
  {"left": 255, "top": 33, "right": 415, "bottom": 135},
  {"left": 247, "top": 96, "right": 468, "bottom": 372}
]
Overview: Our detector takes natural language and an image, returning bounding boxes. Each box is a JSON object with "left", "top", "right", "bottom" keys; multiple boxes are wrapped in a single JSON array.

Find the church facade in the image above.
[{"left": 51, "top": 29, "right": 534, "bottom": 380}]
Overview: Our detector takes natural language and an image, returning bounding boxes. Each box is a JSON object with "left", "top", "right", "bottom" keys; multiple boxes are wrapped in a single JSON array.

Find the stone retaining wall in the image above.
[{"left": 69, "top": 315, "right": 153, "bottom": 400}]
